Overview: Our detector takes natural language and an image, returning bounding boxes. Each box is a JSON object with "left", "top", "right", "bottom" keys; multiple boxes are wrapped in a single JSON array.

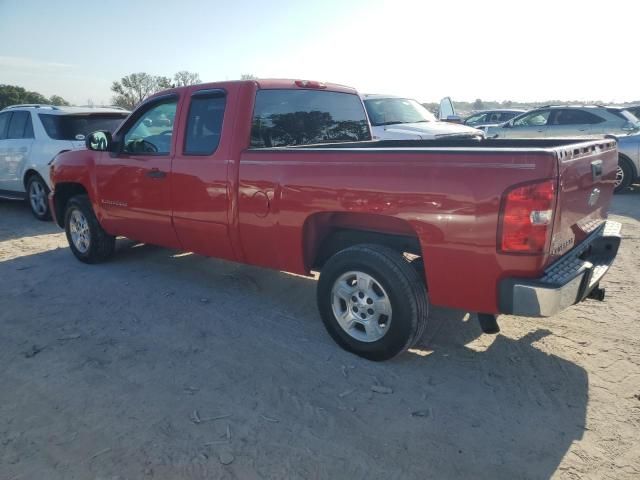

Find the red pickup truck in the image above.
[{"left": 49, "top": 79, "right": 621, "bottom": 360}]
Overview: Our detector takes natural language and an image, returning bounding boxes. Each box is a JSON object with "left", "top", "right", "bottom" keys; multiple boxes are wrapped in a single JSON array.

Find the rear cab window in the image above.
[
  {"left": 39, "top": 113, "right": 128, "bottom": 140},
  {"left": 250, "top": 89, "right": 371, "bottom": 148}
]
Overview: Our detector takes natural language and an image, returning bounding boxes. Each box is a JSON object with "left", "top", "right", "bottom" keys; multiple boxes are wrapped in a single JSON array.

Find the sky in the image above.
[{"left": 1, "top": 0, "right": 638, "bottom": 105}]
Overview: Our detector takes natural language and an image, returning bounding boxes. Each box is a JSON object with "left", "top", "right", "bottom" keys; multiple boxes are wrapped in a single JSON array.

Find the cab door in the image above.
[
  {"left": 0, "top": 111, "right": 34, "bottom": 192},
  {"left": 169, "top": 87, "right": 236, "bottom": 260},
  {"left": 95, "top": 94, "right": 181, "bottom": 248}
]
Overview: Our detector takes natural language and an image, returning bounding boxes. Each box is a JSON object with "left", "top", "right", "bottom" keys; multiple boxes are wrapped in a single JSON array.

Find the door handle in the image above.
[{"left": 146, "top": 169, "right": 166, "bottom": 179}]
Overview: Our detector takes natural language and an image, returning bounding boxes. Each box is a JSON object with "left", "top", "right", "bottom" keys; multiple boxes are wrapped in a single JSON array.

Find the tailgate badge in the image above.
[{"left": 588, "top": 188, "right": 601, "bottom": 207}]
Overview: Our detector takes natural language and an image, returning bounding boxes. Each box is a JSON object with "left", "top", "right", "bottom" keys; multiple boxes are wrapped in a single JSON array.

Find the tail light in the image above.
[{"left": 499, "top": 179, "right": 556, "bottom": 253}]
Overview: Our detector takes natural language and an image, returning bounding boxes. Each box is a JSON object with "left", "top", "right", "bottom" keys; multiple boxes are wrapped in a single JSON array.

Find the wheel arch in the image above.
[
  {"left": 22, "top": 168, "right": 45, "bottom": 189},
  {"left": 302, "top": 211, "right": 428, "bottom": 282},
  {"left": 52, "top": 182, "right": 89, "bottom": 227},
  {"left": 619, "top": 152, "right": 638, "bottom": 180}
]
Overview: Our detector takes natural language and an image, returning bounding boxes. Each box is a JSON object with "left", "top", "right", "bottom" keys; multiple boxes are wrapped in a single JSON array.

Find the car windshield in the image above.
[
  {"left": 364, "top": 98, "right": 436, "bottom": 126},
  {"left": 39, "top": 113, "right": 128, "bottom": 140}
]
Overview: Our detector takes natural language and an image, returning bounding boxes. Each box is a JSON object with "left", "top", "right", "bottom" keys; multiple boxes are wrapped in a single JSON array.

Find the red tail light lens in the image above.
[{"left": 499, "top": 179, "right": 556, "bottom": 253}]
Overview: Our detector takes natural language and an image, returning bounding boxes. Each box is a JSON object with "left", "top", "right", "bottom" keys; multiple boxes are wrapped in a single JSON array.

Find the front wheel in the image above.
[
  {"left": 64, "top": 195, "right": 115, "bottom": 264},
  {"left": 317, "top": 244, "right": 429, "bottom": 361},
  {"left": 26, "top": 175, "right": 51, "bottom": 221}
]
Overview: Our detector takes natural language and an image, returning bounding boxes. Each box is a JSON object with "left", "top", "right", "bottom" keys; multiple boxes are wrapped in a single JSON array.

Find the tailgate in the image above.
[{"left": 548, "top": 139, "right": 618, "bottom": 260}]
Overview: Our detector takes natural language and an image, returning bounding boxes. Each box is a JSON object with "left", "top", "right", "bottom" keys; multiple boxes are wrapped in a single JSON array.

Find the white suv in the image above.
[{"left": 0, "top": 104, "right": 129, "bottom": 219}]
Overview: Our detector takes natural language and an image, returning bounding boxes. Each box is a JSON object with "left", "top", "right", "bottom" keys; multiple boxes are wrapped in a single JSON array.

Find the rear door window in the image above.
[
  {"left": 6, "top": 111, "right": 32, "bottom": 139},
  {"left": 553, "top": 109, "right": 604, "bottom": 125},
  {"left": 183, "top": 90, "right": 226, "bottom": 155},
  {"left": 250, "top": 89, "right": 371, "bottom": 147}
]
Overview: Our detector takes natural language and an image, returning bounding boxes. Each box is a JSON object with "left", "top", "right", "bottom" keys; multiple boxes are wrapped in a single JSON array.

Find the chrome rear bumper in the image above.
[{"left": 498, "top": 220, "right": 622, "bottom": 317}]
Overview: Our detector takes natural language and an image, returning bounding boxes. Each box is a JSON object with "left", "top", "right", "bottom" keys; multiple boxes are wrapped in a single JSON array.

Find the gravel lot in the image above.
[{"left": 1, "top": 189, "right": 639, "bottom": 480}]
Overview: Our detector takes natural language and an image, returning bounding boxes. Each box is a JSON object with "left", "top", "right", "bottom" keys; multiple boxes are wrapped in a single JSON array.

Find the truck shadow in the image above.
[
  {"left": 0, "top": 240, "right": 587, "bottom": 479},
  {"left": 610, "top": 186, "right": 640, "bottom": 221}
]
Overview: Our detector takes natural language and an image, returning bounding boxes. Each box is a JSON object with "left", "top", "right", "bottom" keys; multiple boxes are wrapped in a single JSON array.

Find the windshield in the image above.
[
  {"left": 364, "top": 98, "right": 436, "bottom": 126},
  {"left": 39, "top": 113, "right": 128, "bottom": 140}
]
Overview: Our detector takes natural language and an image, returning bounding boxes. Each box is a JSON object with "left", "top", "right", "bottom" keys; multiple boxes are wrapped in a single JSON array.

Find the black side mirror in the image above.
[
  {"left": 502, "top": 121, "right": 512, "bottom": 128},
  {"left": 86, "top": 130, "right": 113, "bottom": 152}
]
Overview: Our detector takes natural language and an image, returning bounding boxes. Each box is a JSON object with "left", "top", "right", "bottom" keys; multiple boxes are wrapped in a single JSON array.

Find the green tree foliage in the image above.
[
  {"left": 174, "top": 71, "right": 201, "bottom": 87},
  {"left": 472, "top": 98, "right": 485, "bottom": 110},
  {"left": 49, "top": 95, "right": 70, "bottom": 106},
  {"left": 0, "top": 84, "right": 70, "bottom": 109},
  {"left": 111, "top": 73, "right": 173, "bottom": 110}
]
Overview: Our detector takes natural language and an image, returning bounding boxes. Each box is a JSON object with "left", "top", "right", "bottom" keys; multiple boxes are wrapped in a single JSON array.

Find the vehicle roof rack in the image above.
[{"left": 2, "top": 104, "right": 59, "bottom": 110}]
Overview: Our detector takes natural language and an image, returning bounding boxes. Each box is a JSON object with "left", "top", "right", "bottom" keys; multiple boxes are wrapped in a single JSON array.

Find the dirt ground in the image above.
[{"left": 1, "top": 189, "right": 639, "bottom": 480}]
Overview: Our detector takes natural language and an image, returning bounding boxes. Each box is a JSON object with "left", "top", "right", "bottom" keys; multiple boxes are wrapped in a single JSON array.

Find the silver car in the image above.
[
  {"left": 611, "top": 133, "right": 640, "bottom": 192},
  {"left": 486, "top": 105, "right": 640, "bottom": 139}
]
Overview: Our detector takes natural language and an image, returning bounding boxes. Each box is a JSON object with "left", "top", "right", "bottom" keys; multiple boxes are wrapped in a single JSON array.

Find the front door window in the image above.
[{"left": 123, "top": 100, "right": 178, "bottom": 155}]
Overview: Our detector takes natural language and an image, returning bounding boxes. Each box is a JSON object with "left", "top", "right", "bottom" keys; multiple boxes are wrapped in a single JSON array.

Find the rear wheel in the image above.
[
  {"left": 317, "top": 244, "right": 429, "bottom": 361},
  {"left": 26, "top": 175, "right": 51, "bottom": 221},
  {"left": 64, "top": 195, "right": 115, "bottom": 263},
  {"left": 614, "top": 156, "right": 633, "bottom": 193}
]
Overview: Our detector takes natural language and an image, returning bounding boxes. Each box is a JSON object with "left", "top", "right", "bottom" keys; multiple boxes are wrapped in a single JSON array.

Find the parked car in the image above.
[
  {"left": 464, "top": 109, "right": 525, "bottom": 128},
  {"left": 0, "top": 104, "right": 129, "bottom": 219},
  {"left": 362, "top": 94, "right": 484, "bottom": 140},
  {"left": 486, "top": 105, "right": 640, "bottom": 139},
  {"left": 50, "top": 79, "right": 621, "bottom": 360},
  {"left": 624, "top": 105, "right": 640, "bottom": 119},
  {"left": 609, "top": 132, "right": 640, "bottom": 192}
]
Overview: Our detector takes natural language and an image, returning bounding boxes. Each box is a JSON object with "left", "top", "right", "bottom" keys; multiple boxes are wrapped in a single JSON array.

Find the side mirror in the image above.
[
  {"left": 446, "top": 114, "right": 462, "bottom": 123},
  {"left": 502, "top": 121, "right": 513, "bottom": 128},
  {"left": 86, "top": 130, "right": 113, "bottom": 152}
]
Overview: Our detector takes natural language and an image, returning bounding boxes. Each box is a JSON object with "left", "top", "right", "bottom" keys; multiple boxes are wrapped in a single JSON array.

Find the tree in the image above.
[
  {"left": 174, "top": 71, "right": 201, "bottom": 87},
  {"left": 0, "top": 84, "right": 49, "bottom": 109},
  {"left": 111, "top": 73, "right": 172, "bottom": 110},
  {"left": 241, "top": 74, "right": 258, "bottom": 80},
  {"left": 49, "top": 95, "right": 70, "bottom": 106},
  {"left": 472, "top": 98, "right": 485, "bottom": 111}
]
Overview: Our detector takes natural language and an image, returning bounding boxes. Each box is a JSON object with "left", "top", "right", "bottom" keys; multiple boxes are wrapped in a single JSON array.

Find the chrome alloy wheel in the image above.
[
  {"left": 69, "top": 209, "right": 91, "bottom": 253},
  {"left": 331, "top": 271, "right": 392, "bottom": 342},
  {"left": 29, "top": 180, "right": 48, "bottom": 216},
  {"left": 615, "top": 165, "right": 624, "bottom": 188}
]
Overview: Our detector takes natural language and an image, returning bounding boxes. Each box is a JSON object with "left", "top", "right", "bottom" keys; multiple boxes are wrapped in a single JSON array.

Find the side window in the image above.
[
  {"left": 250, "top": 89, "right": 371, "bottom": 148},
  {"left": 123, "top": 99, "right": 178, "bottom": 155},
  {"left": 184, "top": 91, "right": 226, "bottom": 155},
  {"left": 0, "top": 112, "right": 10, "bottom": 140},
  {"left": 553, "top": 109, "right": 604, "bottom": 125},
  {"left": 499, "top": 112, "right": 518, "bottom": 122},
  {"left": 513, "top": 110, "right": 550, "bottom": 127},
  {"left": 465, "top": 113, "right": 487, "bottom": 125},
  {"left": 6, "top": 111, "right": 32, "bottom": 139}
]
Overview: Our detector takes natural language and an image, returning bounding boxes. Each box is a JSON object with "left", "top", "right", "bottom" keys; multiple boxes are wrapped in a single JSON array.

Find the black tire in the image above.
[
  {"left": 614, "top": 156, "right": 633, "bottom": 193},
  {"left": 26, "top": 174, "right": 51, "bottom": 221},
  {"left": 64, "top": 194, "right": 115, "bottom": 264},
  {"left": 317, "top": 244, "right": 429, "bottom": 361}
]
